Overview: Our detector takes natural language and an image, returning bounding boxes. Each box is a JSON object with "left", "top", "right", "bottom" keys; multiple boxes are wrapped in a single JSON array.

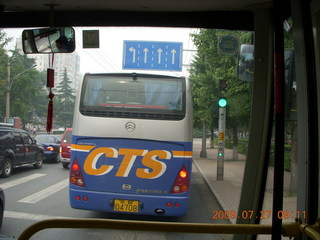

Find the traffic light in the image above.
[
  {"left": 218, "top": 98, "right": 227, "bottom": 108},
  {"left": 219, "top": 79, "right": 227, "bottom": 90}
]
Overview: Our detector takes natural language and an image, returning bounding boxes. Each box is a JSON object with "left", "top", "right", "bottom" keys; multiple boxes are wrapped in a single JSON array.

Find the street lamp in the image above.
[{"left": 5, "top": 62, "right": 37, "bottom": 123}]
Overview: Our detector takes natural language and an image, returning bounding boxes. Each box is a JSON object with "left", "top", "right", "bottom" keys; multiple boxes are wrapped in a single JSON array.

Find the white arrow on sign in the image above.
[
  {"left": 143, "top": 48, "right": 148, "bottom": 63},
  {"left": 171, "top": 49, "right": 176, "bottom": 64},
  {"left": 157, "top": 48, "right": 163, "bottom": 64},
  {"left": 129, "top": 47, "right": 136, "bottom": 63}
]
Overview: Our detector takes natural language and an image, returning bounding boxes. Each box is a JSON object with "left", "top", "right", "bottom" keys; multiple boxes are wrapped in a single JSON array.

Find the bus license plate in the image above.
[{"left": 114, "top": 199, "right": 139, "bottom": 213}]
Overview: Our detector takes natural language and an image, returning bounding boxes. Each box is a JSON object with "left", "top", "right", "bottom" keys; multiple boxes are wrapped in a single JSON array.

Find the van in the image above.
[{"left": 60, "top": 128, "right": 72, "bottom": 169}]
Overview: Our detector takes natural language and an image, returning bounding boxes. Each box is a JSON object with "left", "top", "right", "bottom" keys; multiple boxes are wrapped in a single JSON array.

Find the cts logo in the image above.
[
  {"left": 72, "top": 144, "right": 192, "bottom": 179},
  {"left": 83, "top": 147, "right": 170, "bottom": 179}
]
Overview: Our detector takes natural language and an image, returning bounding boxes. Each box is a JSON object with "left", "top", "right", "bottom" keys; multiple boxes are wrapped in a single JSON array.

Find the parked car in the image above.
[
  {"left": 0, "top": 187, "right": 5, "bottom": 229},
  {"left": 0, "top": 127, "right": 44, "bottom": 177},
  {"left": 35, "top": 134, "right": 61, "bottom": 163},
  {"left": 60, "top": 128, "right": 72, "bottom": 169}
]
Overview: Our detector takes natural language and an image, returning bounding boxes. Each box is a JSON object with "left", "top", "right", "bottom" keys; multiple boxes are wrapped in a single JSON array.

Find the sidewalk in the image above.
[{"left": 192, "top": 138, "right": 297, "bottom": 225}]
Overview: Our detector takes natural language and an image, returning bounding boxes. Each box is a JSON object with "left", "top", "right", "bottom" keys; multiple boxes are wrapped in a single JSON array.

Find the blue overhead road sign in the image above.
[{"left": 123, "top": 41, "right": 183, "bottom": 71}]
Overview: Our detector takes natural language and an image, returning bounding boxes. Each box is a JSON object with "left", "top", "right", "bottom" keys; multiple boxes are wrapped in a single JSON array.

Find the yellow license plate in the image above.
[{"left": 114, "top": 199, "right": 139, "bottom": 213}]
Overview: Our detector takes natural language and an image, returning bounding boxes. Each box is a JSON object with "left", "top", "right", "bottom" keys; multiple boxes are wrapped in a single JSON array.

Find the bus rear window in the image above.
[{"left": 80, "top": 74, "right": 186, "bottom": 120}]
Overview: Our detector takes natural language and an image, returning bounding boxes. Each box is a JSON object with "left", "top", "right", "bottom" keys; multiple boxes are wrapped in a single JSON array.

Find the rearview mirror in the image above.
[
  {"left": 22, "top": 27, "right": 75, "bottom": 54},
  {"left": 238, "top": 44, "right": 254, "bottom": 82}
]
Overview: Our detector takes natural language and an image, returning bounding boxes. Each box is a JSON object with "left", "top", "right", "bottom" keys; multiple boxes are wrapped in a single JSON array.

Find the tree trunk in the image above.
[
  {"left": 210, "top": 125, "right": 214, "bottom": 149},
  {"left": 232, "top": 120, "right": 239, "bottom": 161},
  {"left": 200, "top": 122, "right": 207, "bottom": 158},
  {"left": 290, "top": 125, "right": 297, "bottom": 193}
]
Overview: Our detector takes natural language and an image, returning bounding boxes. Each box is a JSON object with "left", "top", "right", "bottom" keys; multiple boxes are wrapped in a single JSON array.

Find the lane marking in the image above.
[
  {"left": 18, "top": 179, "right": 69, "bottom": 204},
  {"left": 4, "top": 211, "right": 72, "bottom": 221},
  {"left": 4, "top": 211, "right": 167, "bottom": 240},
  {"left": 1, "top": 173, "right": 46, "bottom": 190}
]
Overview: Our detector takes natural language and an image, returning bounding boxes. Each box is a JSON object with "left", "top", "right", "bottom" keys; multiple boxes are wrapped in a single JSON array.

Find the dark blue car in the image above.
[{"left": 35, "top": 135, "right": 61, "bottom": 163}]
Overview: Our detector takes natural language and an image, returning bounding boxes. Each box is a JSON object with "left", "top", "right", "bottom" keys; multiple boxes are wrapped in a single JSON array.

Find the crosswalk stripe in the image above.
[
  {"left": 1, "top": 173, "right": 46, "bottom": 190},
  {"left": 4, "top": 210, "right": 72, "bottom": 221},
  {"left": 18, "top": 178, "right": 69, "bottom": 204}
]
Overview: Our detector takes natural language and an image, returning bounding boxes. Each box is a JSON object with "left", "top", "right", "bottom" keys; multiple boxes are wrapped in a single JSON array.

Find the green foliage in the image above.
[
  {"left": 189, "top": 29, "right": 253, "bottom": 136},
  {"left": 55, "top": 68, "right": 75, "bottom": 128},
  {"left": 9, "top": 51, "right": 47, "bottom": 123},
  {"left": 225, "top": 138, "right": 248, "bottom": 154},
  {"left": 225, "top": 138, "right": 291, "bottom": 171},
  {"left": 284, "top": 18, "right": 294, "bottom": 49},
  {"left": 269, "top": 144, "right": 292, "bottom": 172},
  {"left": 0, "top": 31, "right": 12, "bottom": 118},
  {"left": 0, "top": 31, "right": 48, "bottom": 125}
]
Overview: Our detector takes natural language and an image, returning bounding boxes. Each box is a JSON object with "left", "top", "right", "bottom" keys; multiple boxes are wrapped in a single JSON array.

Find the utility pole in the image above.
[
  {"left": 5, "top": 62, "right": 11, "bottom": 123},
  {"left": 217, "top": 105, "right": 226, "bottom": 180},
  {"left": 216, "top": 79, "right": 227, "bottom": 181}
]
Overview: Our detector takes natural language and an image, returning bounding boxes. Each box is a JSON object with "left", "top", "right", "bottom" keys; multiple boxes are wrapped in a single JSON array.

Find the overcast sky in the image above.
[{"left": 4, "top": 27, "right": 198, "bottom": 76}]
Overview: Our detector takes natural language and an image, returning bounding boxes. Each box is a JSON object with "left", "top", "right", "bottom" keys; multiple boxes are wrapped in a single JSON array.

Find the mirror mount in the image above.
[{"left": 44, "top": 3, "right": 61, "bottom": 27}]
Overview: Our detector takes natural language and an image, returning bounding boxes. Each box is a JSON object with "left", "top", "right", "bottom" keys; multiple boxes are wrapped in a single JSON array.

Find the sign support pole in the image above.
[{"left": 217, "top": 107, "right": 226, "bottom": 181}]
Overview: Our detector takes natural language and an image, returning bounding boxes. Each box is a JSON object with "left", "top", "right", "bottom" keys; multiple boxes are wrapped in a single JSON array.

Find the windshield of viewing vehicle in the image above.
[
  {"left": 0, "top": 26, "right": 253, "bottom": 240},
  {"left": 0, "top": 25, "right": 300, "bottom": 240}
]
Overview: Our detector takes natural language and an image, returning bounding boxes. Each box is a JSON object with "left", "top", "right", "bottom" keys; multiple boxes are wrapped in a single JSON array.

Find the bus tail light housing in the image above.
[
  {"left": 170, "top": 165, "right": 189, "bottom": 193},
  {"left": 70, "top": 158, "right": 86, "bottom": 187}
]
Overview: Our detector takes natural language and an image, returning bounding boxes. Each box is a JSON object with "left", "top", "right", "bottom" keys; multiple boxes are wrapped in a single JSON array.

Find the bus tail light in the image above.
[
  {"left": 70, "top": 158, "right": 86, "bottom": 187},
  {"left": 170, "top": 165, "right": 189, "bottom": 193}
]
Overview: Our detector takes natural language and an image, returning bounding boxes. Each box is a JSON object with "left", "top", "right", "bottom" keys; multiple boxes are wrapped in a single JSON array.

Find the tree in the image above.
[
  {"left": 55, "top": 68, "right": 75, "bottom": 128},
  {"left": 9, "top": 50, "right": 47, "bottom": 127},
  {"left": 0, "top": 30, "right": 50, "bottom": 128},
  {"left": 0, "top": 30, "right": 12, "bottom": 119},
  {"left": 0, "top": 44, "right": 47, "bottom": 129},
  {"left": 189, "top": 29, "right": 252, "bottom": 158}
]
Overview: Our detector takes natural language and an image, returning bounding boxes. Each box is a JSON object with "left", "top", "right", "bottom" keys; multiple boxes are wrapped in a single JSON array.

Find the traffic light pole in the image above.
[{"left": 217, "top": 107, "right": 226, "bottom": 180}]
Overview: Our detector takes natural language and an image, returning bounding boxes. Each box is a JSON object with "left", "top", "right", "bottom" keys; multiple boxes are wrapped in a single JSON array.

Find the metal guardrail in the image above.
[
  {"left": 17, "top": 218, "right": 320, "bottom": 240},
  {"left": 300, "top": 221, "right": 320, "bottom": 240}
]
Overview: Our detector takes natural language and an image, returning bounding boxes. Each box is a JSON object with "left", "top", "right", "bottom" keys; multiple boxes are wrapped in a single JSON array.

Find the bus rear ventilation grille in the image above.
[{"left": 80, "top": 110, "right": 184, "bottom": 120}]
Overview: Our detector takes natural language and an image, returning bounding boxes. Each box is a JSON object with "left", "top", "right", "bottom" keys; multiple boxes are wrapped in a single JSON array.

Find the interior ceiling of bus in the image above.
[
  {"left": 0, "top": 0, "right": 285, "bottom": 29},
  {"left": 2, "top": 0, "right": 270, "bottom": 12}
]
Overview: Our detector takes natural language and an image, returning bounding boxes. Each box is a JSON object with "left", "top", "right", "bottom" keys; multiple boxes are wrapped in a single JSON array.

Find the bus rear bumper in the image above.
[{"left": 69, "top": 188, "right": 189, "bottom": 217}]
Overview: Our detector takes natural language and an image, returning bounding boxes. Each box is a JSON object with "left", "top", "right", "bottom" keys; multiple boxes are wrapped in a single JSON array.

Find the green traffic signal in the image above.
[
  {"left": 218, "top": 152, "right": 223, "bottom": 157},
  {"left": 218, "top": 98, "right": 227, "bottom": 107}
]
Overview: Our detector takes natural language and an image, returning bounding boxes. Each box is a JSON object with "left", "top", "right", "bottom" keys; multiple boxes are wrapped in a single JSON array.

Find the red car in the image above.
[{"left": 60, "top": 128, "right": 72, "bottom": 169}]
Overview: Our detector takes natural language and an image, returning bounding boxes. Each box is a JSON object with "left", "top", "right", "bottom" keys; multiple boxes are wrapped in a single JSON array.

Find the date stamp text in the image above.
[{"left": 212, "top": 210, "right": 306, "bottom": 220}]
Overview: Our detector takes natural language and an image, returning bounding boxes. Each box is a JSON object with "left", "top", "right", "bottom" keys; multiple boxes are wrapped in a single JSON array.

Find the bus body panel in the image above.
[
  {"left": 72, "top": 116, "right": 193, "bottom": 143},
  {"left": 70, "top": 189, "right": 189, "bottom": 216},
  {"left": 71, "top": 137, "right": 192, "bottom": 194}
]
